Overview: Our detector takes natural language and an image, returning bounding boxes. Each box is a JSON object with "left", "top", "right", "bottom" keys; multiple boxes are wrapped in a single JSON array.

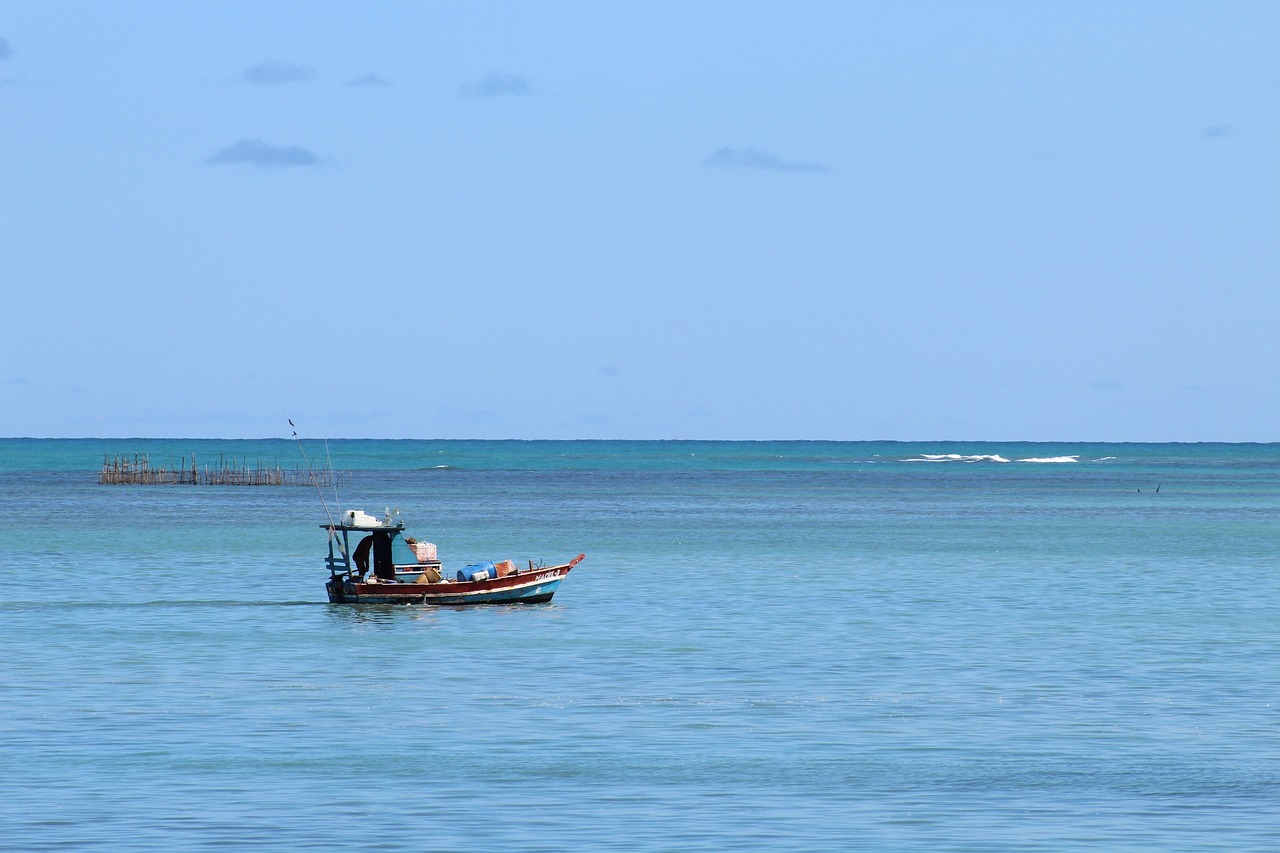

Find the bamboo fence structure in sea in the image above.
[{"left": 99, "top": 452, "right": 347, "bottom": 487}]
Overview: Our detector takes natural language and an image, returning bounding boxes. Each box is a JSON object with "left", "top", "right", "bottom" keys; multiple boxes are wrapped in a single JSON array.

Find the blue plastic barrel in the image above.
[{"left": 456, "top": 561, "right": 496, "bottom": 582}]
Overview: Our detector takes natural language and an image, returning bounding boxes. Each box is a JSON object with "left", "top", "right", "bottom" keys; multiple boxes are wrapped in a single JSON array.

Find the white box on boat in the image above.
[
  {"left": 412, "top": 542, "right": 437, "bottom": 562},
  {"left": 344, "top": 510, "right": 380, "bottom": 528}
]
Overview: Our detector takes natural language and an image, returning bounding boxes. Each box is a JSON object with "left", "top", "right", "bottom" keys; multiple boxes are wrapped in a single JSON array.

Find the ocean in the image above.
[{"left": 1, "top": 439, "right": 1277, "bottom": 851}]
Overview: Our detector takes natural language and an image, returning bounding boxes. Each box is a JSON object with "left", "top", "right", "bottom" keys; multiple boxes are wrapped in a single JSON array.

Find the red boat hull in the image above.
[{"left": 327, "top": 555, "right": 584, "bottom": 605}]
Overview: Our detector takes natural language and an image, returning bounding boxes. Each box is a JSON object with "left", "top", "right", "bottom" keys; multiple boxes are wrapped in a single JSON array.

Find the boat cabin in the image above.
[{"left": 323, "top": 509, "right": 443, "bottom": 584}]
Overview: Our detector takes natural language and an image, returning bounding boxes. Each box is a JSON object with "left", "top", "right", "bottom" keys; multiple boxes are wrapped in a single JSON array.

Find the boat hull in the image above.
[{"left": 326, "top": 560, "right": 577, "bottom": 605}]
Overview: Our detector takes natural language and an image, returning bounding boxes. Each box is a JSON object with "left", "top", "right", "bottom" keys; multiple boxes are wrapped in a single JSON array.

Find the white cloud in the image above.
[
  {"left": 243, "top": 60, "right": 315, "bottom": 85},
  {"left": 345, "top": 73, "right": 391, "bottom": 88},
  {"left": 703, "top": 147, "right": 828, "bottom": 173},
  {"left": 458, "top": 72, "right": 531, "bottom": 98},
  {"left": 206, "top": 139, "right": 321, "bottom": 169}
]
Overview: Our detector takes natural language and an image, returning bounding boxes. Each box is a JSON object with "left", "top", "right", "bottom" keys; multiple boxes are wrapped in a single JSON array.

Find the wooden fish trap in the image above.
[{"left": 99, "top": 452, "right": 348, "bottom": 487}]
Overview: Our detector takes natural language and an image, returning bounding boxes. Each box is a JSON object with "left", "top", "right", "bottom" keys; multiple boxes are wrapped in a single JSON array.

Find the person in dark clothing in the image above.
[
  {"left": 353, "top": 534, "right": 373, "bottom": 576},
  {"left": 371, "top": 531, "right": 395, "bottom": 581}
]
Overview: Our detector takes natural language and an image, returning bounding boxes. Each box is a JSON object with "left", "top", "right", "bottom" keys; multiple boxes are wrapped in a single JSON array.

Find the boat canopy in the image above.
[{"left": 322, "top": 509, "right": 420, "bottom": 579}]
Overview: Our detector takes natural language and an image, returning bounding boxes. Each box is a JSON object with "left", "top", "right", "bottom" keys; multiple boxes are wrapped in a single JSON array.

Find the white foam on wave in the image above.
[
  {"left": 904, "top": 454, "right": 1011, "bottom": 463},
  {"left": 1016, "top": 456, "right": 1079, "bottom": 464}
]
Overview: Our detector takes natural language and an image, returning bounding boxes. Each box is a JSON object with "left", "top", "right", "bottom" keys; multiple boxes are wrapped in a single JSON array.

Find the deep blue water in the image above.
[{"left": 1, "top": 440, "right": 1278, "bottom": 850}]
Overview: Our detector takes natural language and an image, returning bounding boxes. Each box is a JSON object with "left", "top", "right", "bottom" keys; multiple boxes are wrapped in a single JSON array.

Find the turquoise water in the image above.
[{"left": 1, "top": 440, "right": 1278, "bottom": 850}]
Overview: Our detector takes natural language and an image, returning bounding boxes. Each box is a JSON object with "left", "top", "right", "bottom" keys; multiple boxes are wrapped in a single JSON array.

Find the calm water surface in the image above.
[{"left": 1, "top": 440, "right": 1278, "bottom": 850}]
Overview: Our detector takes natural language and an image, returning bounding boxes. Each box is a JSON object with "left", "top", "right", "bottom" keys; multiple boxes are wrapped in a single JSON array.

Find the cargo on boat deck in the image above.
[
  {"left": 457, "top": 561, "right": 496, "bottom": 582},
  {"left": 412, "top": 566, "right": 443, "bottom": 583},
  {"left": 321, "top": 507, "right": 584, "bottom": 605}
]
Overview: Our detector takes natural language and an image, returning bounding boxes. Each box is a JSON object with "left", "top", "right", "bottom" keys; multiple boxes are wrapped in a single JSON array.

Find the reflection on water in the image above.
[
  {"left": 323, "top": 601, "right": 439, "bottom": 627},
  {"left": 322, "top": 600, "right": 569, "bottom": 628}
]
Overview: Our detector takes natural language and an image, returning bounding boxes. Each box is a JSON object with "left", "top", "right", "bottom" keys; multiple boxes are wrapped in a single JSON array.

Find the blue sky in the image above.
[{"left": 2, "top": 1, "right": 1277, "bottom": 440}]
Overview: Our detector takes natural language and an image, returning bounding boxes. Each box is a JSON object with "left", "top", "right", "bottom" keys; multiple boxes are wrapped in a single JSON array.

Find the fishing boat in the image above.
[{"left": 322, "top": 508, "right": 584, "bottom": 605}]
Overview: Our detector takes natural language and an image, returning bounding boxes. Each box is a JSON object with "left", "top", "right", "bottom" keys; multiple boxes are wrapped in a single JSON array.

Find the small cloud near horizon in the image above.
[
  {"left": 243, "top": 60, "right": 315, "bottom": 85},
  {"left": 206, "top": 139, "right": 321, "bottom": 170},
  {"left": 703, "top": 147, "right": 829, "bottom": 173},
  {"left": 0, "top": 38, "right": 13, "bottom": 61},
  {"left": 458, "top": 72, "right": 531, "bottom": 98},
  {"left": 345, "top": 73, "right": 391, "bottom": 88}
]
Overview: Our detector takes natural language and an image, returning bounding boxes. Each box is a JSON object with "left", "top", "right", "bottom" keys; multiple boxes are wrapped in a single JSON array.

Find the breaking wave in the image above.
[
  {"left": 904, "top": 454, "right": 1011, "bottom": 463},
  {"left": 902, "top": 453, "right": 1084, "bottom": 465}
]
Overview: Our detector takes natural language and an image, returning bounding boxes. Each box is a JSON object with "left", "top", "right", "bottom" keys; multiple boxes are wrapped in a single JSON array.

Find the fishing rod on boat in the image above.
[
  {"left": 323, "top": 435, "right": 342, "bottom": 519},
  {"left": 289, "top": 419, "right": 341, "bottom": 540}
]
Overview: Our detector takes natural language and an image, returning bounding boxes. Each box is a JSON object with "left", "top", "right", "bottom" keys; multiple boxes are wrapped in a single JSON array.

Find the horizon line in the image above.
[{"left": 2, "top": 436, "right": 1276, "bottom": 445}]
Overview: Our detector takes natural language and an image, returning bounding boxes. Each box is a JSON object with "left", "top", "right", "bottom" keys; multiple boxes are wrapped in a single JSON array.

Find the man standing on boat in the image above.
[
  {"left": 353, "top": 532, "right": 395, "bottom": 581},
  {"left": 353, "top": 534, "right": 373, "bottom": 577}
]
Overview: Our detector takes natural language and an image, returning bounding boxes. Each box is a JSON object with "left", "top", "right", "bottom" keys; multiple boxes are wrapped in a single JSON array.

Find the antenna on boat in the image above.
[{"left": 290, "top": 419, "right": 339, "bottom": 532}]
